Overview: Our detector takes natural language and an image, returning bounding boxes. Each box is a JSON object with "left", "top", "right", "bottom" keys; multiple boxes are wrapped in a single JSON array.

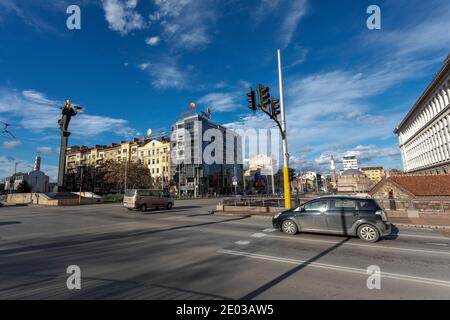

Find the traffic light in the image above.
[
  {"left": 258, "top": 84, "right": 270, "bottom": 112},
  {"left": 247, "top": 88, "right": 257, "bottom": 111},
  {"left": 288, "top": 168, "right": 296, "bottom": 182},
  {"left": 271, "top": 97, "right": 280, "bottom": 119}
]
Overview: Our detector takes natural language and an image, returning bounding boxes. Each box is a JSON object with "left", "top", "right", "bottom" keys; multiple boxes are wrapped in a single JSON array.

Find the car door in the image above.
[
  {"left": 296, "top": 200, "right": 329, "bottom": 232},
  {"left": 326, "top": 199, "right": 359, "bottom": 235}
]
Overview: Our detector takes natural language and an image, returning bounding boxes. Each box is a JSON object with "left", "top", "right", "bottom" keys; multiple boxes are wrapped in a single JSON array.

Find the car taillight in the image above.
[{"left": 376, "top": 210, "right": 387, "bottom": 222}]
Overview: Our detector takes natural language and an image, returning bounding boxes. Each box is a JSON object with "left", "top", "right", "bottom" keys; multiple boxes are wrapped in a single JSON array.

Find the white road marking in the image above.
[
  {"left": 251, "top": 233, "right": 266, "bottom": 238},
  {"left": 218, "top": 249, "right": 450, "bottom": 288},
  {"left": 235, "top": 240, "right": 250, "bottom": 245},
  {"left": 264, "top": 234, "right": 450, "bottom": 256},
  {"left": 398, "top": 233, "right": 450, "bottom": 240},
  {"left": 263, "top": 228, "right": 277, "bottom": 233},
  {"left": 426, "top": 243, "right": 449, "bottom": 247}
]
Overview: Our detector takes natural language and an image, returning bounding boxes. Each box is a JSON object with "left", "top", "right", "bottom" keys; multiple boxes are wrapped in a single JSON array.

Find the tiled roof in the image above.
[{"left": 389, "top": 175, "right": 450, "bottom": 196}]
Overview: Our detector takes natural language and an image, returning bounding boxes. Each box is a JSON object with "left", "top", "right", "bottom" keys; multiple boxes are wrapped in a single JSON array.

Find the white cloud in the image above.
[
  {"left": 145, "top": 36, "right": 160, "bottom": 46},
  {"left": 279, "top": 0, "right": 308, "bottom": 48},
  {"left": 36, "top": 146, "right": 53, "bottom": 154},
  {"left": 1, "top": 140, "right": 21, "bottom": 149},
  {"left": 0, "top": 88, "right": 136, "bottom": 137},
  {"left": 101, "top": 0, "right": 145, "bottom": 35},
  {"left": 139, "top": 62, "right": 150, "bottom": 70},
  {"left": 149, "top": 0, "right": 216, "bottom": 50},
  {"left": 139, "top": 59, "right": 189, "bottom": 89},
  {"left": 198, "top": 93, "right": 240, "bottom": 112}
]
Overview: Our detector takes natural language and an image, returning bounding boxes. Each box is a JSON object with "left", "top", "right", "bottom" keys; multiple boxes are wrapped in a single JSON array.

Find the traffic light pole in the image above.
[{"left": 277, "top": 49, "right": 291, "bottom": 209}]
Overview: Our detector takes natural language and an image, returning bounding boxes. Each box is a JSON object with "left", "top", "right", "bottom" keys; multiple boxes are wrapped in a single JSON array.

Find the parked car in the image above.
[
  {"left": 272, "top": 195, "right": 391, "bottom": 242},
  {"left": 123, "top": 189, "right": 174, "bottom": 212}
]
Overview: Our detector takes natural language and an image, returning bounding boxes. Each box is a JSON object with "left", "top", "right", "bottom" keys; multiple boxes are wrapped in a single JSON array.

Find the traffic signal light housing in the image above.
[
  {"left": 258, "top": 84, "right": 270, "bottom": 112},
  {"left": 271, "top": 97, "right": 280, "bottom": 119},
  {"left": 247, "top": 88, "right": 257, "bottom": 111},
  {"left": 288, "top": 168, "right": 296, "bottom": 182}
]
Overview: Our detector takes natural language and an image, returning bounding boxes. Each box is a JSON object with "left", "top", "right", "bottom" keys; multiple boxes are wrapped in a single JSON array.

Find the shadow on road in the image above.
[
  {"left": 0, "top": 215, "right": 251, "bottom": 256},
  {"left": 383, "top": 224, "right": 399, "bottom": 240},
  {"left": 0, "top": 221, "right": 21, "bottom": 226},
  {"left": 239, "top": 237, "right": 351, "bottom": 300}
]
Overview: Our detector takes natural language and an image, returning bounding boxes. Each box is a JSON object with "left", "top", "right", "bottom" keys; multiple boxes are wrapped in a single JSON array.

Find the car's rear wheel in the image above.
[
  {"left": 166, "top": 202, "right": 173, "bottom": 210},
  {"left": 357, "top": 224, "right": 380, "bottom": 242},
  {"left": 140, "top": 204, "right": 147, "bottom": 213},
  {"left": 281, "top": 220, "right": 298, "bottom": 235}
]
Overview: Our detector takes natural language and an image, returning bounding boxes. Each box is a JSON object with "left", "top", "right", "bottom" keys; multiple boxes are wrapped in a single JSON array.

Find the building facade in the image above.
[
  {"left": 369, "top": 175, "right": 450, "bottom": 216},
  {"left": 342, "top": 155, "right": 358, "bottom": 171},
  {"left": 3, "top": 156, "right": 50, "bottom": 193},
  {"left": 171, "top": 113, "right": 243, "bottom": 196},
  {"left": 337, "top": 169, "right": 373, "bottom": 194},
  {"left": 361, "top": 166, "right": 385, "bottom": 183},
  {"left": 65, "top": 137, "right": 171, "bottom": 192},
  {"left": 395, "top": 54, "right": 450, "bottom": 175}
]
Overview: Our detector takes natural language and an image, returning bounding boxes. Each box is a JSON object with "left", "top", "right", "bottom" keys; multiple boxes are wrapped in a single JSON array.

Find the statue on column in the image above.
[{"left": 58, "top": 100, "right": 82, "bottom": 136}]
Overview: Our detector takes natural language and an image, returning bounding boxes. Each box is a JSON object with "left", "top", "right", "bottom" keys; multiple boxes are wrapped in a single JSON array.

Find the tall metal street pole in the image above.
[{"left": 277, "top": 49, "right": 292, "bottom": 209}]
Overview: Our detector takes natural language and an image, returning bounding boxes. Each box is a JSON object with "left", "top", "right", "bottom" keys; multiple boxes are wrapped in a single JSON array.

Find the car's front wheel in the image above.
[
  {"left": 166, "top": 202, "right": 173, "bottom": 210},
  {"left": 281, "top": 220, "right": 298, "bottom": 235},
  {"left": 140, "top": 204, "right": 147, "bottom": 213},
  {"left": 357, "top": 224, "right": 380, "bottom": 242}
]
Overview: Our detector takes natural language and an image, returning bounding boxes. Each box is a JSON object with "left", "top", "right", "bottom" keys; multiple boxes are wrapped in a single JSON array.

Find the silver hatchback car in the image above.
[{"left": 123, "top": 189, "right": 174, "bottom": 212}]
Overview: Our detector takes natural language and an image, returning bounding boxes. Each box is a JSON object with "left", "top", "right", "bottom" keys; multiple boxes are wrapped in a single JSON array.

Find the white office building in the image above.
[
  {"left": 342, "top": 154, "right": 359, "bottom": 171},
  {"left": 395, "top": 54, "right": 450, "bottom": 175}
]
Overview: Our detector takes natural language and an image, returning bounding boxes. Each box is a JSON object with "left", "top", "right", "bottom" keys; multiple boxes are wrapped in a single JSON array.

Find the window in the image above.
[
  {"left": 357, "top": 200, "right": 378, "bottom": 211},
  {"left": 156, "top": 168, "right": 159, "bottom": 174},
  {"left": 331, "top": 199, "right": 357, "bottom": 211},
  {"left": 152, "top": 159, "right": 155, "bottom": 165},
  {"left": 123, "top": 149, "right": 127, "bottom": 153},
  {"left": 304, "top": 200, "right": 328, "bottom": 212}
]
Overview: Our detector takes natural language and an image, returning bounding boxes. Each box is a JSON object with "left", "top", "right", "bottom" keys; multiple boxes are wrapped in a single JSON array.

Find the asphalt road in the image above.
[{"left": 0, "top": 199, "right": 449, "bottom": 300}]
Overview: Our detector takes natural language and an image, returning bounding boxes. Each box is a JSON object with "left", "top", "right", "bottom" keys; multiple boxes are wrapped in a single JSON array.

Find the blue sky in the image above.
[{"left": 0, "top": 0, "right": 449, "bottom": 180}]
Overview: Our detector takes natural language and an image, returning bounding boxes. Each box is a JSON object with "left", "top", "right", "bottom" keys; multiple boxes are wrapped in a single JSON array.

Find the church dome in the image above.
[{"left": 341, "top": 169, "right": 363, "bottom": 176}]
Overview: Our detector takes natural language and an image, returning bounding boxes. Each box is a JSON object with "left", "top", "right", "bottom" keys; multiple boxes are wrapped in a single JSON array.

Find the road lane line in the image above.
[
  {"left": 426, "top": 243, "right": 449, "bottom": 247},
  {"left": 264, "top": 234, "right": 450, "bottom": 256},
  {"left": 218, "top": 249, "right": 450, "bottom": 288},
  {"left": 251, "top": 233, "right": 266, "bottom": 238},
  {"left": 263, "top": 228, "right": 277, "bottom": 233},
  {"left": 397, "top": 233, "right": 450, "bottom": 240},
  {"left": 235, "top": 241, "right": 250, "bottom": 245}
]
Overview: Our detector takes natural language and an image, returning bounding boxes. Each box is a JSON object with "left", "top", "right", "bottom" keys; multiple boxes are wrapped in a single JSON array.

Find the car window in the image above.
[
  {"left": 331, "top": 199, "right": 357, "bottom": 211},
  {"left": 304, "top": 200, "right": 328, "bottom": 212},
  {"left": 357, "top": 200, "right": 378, "bottom": 211},
  {"left": 150, "top": 190, "right": 161, "bottom": 197},
  {"left": 138, "top": 190, "right": 151, "bottom": 196},
  {"left": 125, "top": 190, "right": 136, "bottom": 197}
]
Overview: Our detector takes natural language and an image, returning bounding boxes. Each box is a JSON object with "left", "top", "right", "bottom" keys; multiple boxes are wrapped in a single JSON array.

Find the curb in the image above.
[{"left": 392, "top": 223, "right": 450, "bottom": 230}]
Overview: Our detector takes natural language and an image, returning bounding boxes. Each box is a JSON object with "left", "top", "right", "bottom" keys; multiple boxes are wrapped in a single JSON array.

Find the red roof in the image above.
[{"left": 389, "top": 175, "right": 450, "bottom": 196}]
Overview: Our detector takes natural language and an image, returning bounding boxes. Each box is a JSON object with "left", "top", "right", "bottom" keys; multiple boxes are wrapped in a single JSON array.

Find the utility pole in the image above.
[
  {"left": 278, "top": 49, "right": 291, "bottom": 209},
  {"left": 245, "top": 50, "right": 291, "bottom": 208}
]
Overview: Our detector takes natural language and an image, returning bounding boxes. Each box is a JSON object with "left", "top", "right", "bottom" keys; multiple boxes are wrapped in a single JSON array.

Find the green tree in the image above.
[{"left": 17, "top": 180, "right": 31, "bottom": 193}]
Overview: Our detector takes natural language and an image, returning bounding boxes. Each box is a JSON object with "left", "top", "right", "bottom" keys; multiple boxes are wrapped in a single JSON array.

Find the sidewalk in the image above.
[{"left": 389, "top": 216, "right": 450, "bottom": 230}]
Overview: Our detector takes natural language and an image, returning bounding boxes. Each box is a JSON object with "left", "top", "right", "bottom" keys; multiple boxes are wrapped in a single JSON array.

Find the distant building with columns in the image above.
[{"left": 395, "top": 54, "right": 450, "bottom": 175}]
